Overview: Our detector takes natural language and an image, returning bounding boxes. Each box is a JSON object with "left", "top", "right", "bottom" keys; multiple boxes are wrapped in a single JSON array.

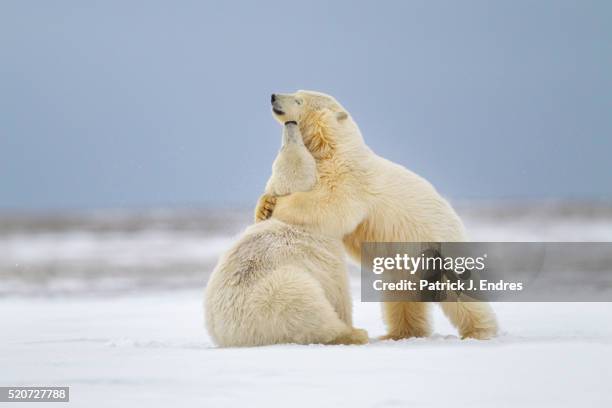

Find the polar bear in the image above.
[
  {"left": 264, "top": 121, "right": 317, "bottom": 197},
  {"left": 205, "top": 122, "right": 368, "bottom": 347},
  {"left": 256, "top": 91, "right": 498, "bottom": 340}
]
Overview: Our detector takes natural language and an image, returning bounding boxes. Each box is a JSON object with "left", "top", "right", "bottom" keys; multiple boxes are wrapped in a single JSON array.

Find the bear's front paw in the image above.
[{"left": 254, "top": 194, "right": 277, "bottom": 223}]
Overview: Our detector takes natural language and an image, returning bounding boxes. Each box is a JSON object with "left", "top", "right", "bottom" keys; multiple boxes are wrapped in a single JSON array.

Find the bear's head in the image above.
[{"left": 270, "top": 90, "right": 363, "bottom": 159}]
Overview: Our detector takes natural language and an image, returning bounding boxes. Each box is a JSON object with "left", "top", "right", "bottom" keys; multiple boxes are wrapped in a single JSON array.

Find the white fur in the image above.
[
  {"left": 265, "top": 122, "right": 316, "bottom": 196},
  {"left": 205, "top": 123, "right": 366, "bottom": 347},
  {"left": 266, "top": 90, "right": 498, "bottom": 339}
]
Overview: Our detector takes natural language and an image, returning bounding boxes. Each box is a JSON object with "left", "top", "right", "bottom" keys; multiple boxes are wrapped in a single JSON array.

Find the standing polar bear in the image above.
[
  {"left": 257, "top": 91, "right": 498, "bottom": 340},
  {"left": 205, "top": 122, "right": 368, "bottom": 347}
]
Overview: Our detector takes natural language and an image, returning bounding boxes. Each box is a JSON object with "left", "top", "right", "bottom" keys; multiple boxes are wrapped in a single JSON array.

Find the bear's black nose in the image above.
[{"left": 271, "top": 94, "right": 276, "bottom": 104}]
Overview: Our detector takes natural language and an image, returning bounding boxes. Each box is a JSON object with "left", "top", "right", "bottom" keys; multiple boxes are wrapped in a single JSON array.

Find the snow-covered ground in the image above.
[
  {"left": 2, "top": 291, "right": 611, "bottom": 407},
  {"left": 1, "top": 204, "right": 611, "bottom": 407}
]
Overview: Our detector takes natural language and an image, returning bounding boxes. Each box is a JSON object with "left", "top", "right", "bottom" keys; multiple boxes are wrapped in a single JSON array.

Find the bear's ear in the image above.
[{"left": 336, "top": 111, "right": 348, "bottom": 121}]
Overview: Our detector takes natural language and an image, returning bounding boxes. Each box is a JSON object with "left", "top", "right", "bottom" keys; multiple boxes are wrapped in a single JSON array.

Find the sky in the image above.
[{"left": 1, "top": 0, "right": 611, "bottom": 210}]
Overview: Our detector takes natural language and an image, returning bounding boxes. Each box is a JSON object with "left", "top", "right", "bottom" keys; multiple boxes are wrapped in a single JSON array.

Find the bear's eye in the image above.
[{"left": 295, "top": 99, "right": 302, "bottom": 105}]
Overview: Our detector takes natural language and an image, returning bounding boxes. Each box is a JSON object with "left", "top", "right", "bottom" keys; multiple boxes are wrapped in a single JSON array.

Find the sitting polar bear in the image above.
[
  {"left": 205, "top": 122, "right": 368, "bottom": 347},
  {"left": 264, "top": 121, "right": 317, "bottom": 197},
  {"left": 257, "top": 91, "right": 498, "bottom": 340}
]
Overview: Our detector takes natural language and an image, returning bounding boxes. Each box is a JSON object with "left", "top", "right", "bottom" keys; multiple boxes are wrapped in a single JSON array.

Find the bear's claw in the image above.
[{"left": 254, "top": 194, "right": 277, "bottom": 222}]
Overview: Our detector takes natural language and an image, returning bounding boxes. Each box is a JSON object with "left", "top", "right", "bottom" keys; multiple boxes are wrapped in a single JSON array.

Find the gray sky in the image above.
[{"left": 1, "top": 0, "right": 611, "bottom": 210}]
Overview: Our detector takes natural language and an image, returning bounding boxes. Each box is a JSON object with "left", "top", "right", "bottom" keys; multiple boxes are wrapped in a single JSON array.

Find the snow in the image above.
[{"left": 2, "top": 289, "right": 611, "bottom": 407}]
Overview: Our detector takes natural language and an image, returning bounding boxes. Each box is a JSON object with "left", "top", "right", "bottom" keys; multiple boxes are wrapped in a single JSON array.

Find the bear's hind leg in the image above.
[
  {"left": 380, "top": 301, "right": 432, "bottom": 340},
  {"left": 252, "top": 266, "right": 368, "bottom": 345},
  {"left": 327, "top": 328, "right": 369, "bottom": 345}
]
